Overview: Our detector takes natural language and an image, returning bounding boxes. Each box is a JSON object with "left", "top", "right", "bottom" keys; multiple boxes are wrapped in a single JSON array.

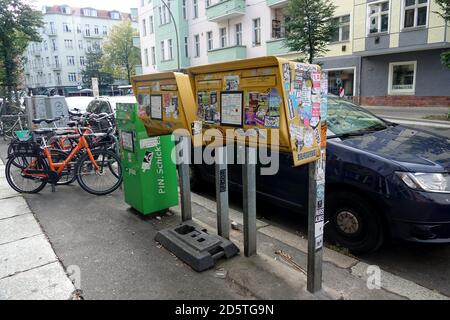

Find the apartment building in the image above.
[
  {"left": 138, "top": 0, "right": 450, "bottom": 106},
  {"left": 24, "top": 5, "right": 138, "bottom": 96}
]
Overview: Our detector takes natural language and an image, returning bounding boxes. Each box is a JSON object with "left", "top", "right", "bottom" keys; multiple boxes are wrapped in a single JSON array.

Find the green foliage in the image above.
[
  {"left": 0, "top": 0, "right": 43, "bottom": 110},
  {"left": 435, "top": 0, "right": 450, "bottom": 22},
  {"left": 284, "top": 0, "right": 337, "bottom": 64},
  {"left": 101, "top": 21, "right": 141, "bottom": 84},
  {"left": 442, "top": 51, "right": 450, "bottom": 69},
  {"left": 81, "top": 48, "right": 114, "bottom": 89}
]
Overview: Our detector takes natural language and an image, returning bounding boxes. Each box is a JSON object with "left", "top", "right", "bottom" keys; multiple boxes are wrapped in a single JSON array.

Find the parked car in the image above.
[
  {"left": 66, "top": 96, "right": 95, "bottom": 113},
  {"left": 191, "top": 97, "right": 450, "bottom": 254},
  {"left": 86, "top": 96, "right": 137, "bottom": 115}
]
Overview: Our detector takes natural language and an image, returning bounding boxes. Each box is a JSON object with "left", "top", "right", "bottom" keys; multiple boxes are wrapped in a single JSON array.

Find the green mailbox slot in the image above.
[{"left": 116, "top": 103, "right": 179, "bottom": 215}]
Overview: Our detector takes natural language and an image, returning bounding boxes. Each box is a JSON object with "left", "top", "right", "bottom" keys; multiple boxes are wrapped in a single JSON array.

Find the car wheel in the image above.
[{"left": 326, "top": 191, "right": 384, "bottom": 255}]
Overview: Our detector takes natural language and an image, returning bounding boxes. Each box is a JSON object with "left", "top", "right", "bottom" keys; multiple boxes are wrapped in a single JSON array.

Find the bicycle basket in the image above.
[
  {"left": 15, "top": 130, "right": 31, "bottom": 141},
  {"left": 10, "top": 140, "right": 41, "bottom": 157}
]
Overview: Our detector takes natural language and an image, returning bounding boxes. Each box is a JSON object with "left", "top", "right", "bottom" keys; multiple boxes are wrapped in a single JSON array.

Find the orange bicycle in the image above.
[{"left": 5, "top": 127, "right": 122, "bottom": 196}]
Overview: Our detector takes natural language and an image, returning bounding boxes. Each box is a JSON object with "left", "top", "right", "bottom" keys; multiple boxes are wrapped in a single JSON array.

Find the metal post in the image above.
[
  {"left": 307, "top": 159, "right": 324, "bottom": 294},
  {"left": 243, "top": 146, "right": 257, "bottom": 257},
  {"left": 177, "top": 135, "right": 192, "bottom": 221},
  {"left": 215, "top": 146, "right": 230, "bottom": 239}
]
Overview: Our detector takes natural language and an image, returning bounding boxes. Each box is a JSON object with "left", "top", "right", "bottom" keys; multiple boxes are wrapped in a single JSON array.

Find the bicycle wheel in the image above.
[
  {"left": 76, "top": 149, "right": 122, "bottom": 196},
  {"left": 49, "top": 149, "right": 77, "bottom": 185},
  {"left": 5, "top": 155, "right": 48, "bottom": 193}
]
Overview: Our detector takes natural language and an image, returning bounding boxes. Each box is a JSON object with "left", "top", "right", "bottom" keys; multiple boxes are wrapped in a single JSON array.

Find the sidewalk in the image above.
[
  {"left": 182, "top": 193, "right": 449, "bottom": 300},
  {"left": 0, "top": 159, "right": 75, "bottom": 300}
]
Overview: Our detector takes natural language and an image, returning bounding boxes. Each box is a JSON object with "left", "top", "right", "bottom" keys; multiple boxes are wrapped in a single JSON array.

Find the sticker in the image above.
[
  {"left": 245, "top": 92, "right": 259, "bottom": 125},
  {"left": 140, "top": 137, "right": 160, "bottom": 149},
  {"left": 128, "top": 168, "right": 136, "bottom": 176},
  {"left": 268, "top": 88, "right": 281, "bottom": 117},
  {"left": 315, "top": 236, "right": 323, "bottom": 252},
  {"left": 150, "top": 95, "right": 163, "bottom": 120},
  {"left": 310, "top": 117, "right": 320, "bottom": 129},
  {"left": 191, "top": 121, "right": 202, "bottom": 135},
  {"left": 204, "top": 91, "right": 219, "bottom": 123},
  {"left": 314, "top": 127, "right": 321, "bottom": 146},
  {"left": 142, "top": 151, "right": 154, "bottom": 172},
  {"left": 172, "top": 95, "right": 179, "bottom": 119},
  {"left": 255, "top": 93, "right": 269, "bottom": 126},
  {"left": 304, "top": 128, "right": 314, "bottom": 147},
  {"left": 264, "top": 116, "right": 280, "bottom": 128},
  {"left": 219, "top": 169, "right": 227, "bottom": 193},
  {"left": 224, "top": 75, "right": 240, "bottom": 91},
  {"left": 288, "top": 98, "right": 295, "bottom": 120}
]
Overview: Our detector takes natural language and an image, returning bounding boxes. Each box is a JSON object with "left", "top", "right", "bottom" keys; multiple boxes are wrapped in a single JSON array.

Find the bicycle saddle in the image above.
[
  {"left": 67, "top": 121, "right": 77, "bottom": 127},
  {"left": 32, "top": 118, "right": 46, "bottom": 124},
  {"left": 33, "top": 128, "right": 54, "bottom": 135}
]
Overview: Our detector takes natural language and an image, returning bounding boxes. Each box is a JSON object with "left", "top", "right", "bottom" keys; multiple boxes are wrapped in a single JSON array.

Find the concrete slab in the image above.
[
  {"left": 0, "top": 213, "right": 42, "bottom": 245},
  {"left": 351, "top": 262, "right": 449, "bottom": 300},
  {"left": 0, "top": 184, "right": 18, "bottom": 200},
  {"left": 0, "top": 262, "right": 75, "bottom": 300},
  {"left": 0, "top": 196, "right": 31, "bottom": 220},
  {"left": 0, "top": 234, "right": 58, "bottom": 279}
]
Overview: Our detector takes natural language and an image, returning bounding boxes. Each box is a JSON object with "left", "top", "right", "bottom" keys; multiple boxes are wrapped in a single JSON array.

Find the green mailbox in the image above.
[{"left": 116, "top": 103, "right": 179, "bottom": 215}]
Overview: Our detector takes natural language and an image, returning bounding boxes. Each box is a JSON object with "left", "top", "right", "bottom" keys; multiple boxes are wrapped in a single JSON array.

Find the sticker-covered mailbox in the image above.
[{"left": 188, "top": 56, "right": 327, "bottom": 166}]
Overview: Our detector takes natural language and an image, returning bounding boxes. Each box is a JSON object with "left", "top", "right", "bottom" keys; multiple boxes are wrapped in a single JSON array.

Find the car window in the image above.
[
  {"left": 98, "top": 101, "right": 111, "bottom": 114},
  {"left": 86, "top": 101, "right": 98, "bottom": 113},
  {"left": 327, "top": 98, "right": 387, "bottom": 136}
]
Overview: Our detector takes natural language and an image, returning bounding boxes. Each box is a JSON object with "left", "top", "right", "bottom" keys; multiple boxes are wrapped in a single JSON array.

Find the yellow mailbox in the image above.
[
  {"left": 131, "top": 72, "right": 197, "bottom": 137},
  {"left": 187, "top": 56, "right": 327, "bottom": 167}
]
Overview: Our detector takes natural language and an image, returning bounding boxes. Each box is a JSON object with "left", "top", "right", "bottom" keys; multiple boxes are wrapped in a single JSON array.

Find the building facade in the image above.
[
  {"left": 24, "top": 5, "right": 138, "bottom": 96},
  {"left": 138, "top": 0, "right": 450, "bottom": 106}
]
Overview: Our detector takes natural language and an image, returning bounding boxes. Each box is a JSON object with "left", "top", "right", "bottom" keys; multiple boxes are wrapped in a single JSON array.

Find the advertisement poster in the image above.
[
  {"left": 150, "top": 94, "right": 163, "bottom": 120},
  {"left": 220, "top": 92, "right": 243, "bottom": 126},
  {"left": 245, "top": 92, "right": 259, "bottom": 125},
  {"left": 121, "top": 131, "right": 134, "bottom": 152},
  {"left": 255, "top": 93, "right": 268, "bottom": 126},
  {"left": 224, "top": 76, "right": 240, "bottom": 91}
]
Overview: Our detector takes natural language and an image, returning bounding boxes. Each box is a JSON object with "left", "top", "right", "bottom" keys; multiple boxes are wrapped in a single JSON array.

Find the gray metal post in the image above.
[
  {"left": 243, "top": 146, "right": 257, "bottom": 257},
  {"left": 307, "top": 159, "right": 324, "bottom": 293},
  {"left": 177, "top": 135, "right": 192, "bottom": 221},
  {"left": 215, "top": 146, "right": 230, "bottom": 239}
]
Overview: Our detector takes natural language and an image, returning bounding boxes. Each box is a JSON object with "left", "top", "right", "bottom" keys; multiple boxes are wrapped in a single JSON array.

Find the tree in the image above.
[
  {"left": 284, "top": 0, "right": 337, "bottom": 64},
  {"left": 101, "top": 21, "right": 141, "bottom": 84},
  {"left": 0, "top": 0, "right": 43, "bottom": 111},
  {"left": 435, "top": 0, "right": 450, "bottom": 68},
  {"left": 81, "top": 48, "right": 114, "bottom": 90}
]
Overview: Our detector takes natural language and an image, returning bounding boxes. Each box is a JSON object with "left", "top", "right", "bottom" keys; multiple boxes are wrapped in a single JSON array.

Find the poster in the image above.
[
  {"left": 121, "top": 131, "right": 134, "bottom": 152},
  {"left": 255, "top": 93, "right": 268, "bottom": 126},
  {"left": 245, "top": 92, "right": 259, "bottom": 125},
  {"left": 150, "top": 94, "right": 163, "bottom": 120},
  {"left": 224, "top": 76, "right": 240, "bottom": 91},
  {"left": 206, "top": 91, "right": 219, "bottom": 123},
  {"left": 220, "top": 92, "right": 243, "bottom": 126},
  {"left": 171, "top": 95, "right": 179, "bottom": 119}
]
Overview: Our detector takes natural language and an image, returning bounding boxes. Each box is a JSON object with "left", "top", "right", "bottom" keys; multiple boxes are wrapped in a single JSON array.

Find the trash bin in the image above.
[{"left": 116, "top": 102, "right": 179, "bottom": 215}]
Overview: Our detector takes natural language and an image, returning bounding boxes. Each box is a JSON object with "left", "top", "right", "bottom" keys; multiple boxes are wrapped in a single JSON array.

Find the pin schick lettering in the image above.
[{"left": 155, "top": 145, "right": 166, "bottom": 194}]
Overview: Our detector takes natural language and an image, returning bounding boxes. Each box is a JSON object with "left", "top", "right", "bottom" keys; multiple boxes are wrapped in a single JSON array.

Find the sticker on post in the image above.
[{"left": 140, "top": 137, "right": 160, "bottom": 149}]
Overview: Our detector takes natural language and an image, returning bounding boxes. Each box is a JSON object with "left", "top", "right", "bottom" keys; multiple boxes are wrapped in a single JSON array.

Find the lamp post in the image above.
[{"left": 160, "top": 0, "right": 180, "bottom": 72}]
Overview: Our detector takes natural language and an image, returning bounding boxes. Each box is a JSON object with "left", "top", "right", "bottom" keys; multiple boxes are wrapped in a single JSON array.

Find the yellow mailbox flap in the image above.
[
  {"left": 131, "top": 72, "right": 197, "bottom": 137},
  {"left": 188, "top": 56, "right": 327, "bottom": 167}
]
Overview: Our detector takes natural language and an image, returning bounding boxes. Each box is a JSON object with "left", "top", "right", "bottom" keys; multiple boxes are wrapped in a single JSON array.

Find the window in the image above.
[
  {"left": 182, "top": 0, "right": 187, "bottom": 19},
  {"left": 103, "top": 26, "right": 108, "bottom": 35},
  {"left": 160, "top": 41, "right": 166, "bottom": 61},
  {"left": 194, "top": 34, "right": 200, "bottom": 57},
  {"left": 142, "top": 19, "right": 147, "bottom": 36},
  {"left": 64, "top": 40, "right": 73, "bottom": 49},
  {"left": 144, "top": 48, "right": 149, "bottom": 66},
  {"left": 206, "top": 0, "right": 211, "bottom": 7},
  {"left": 94, "top": 25, "right": 99, "bottom": 35},
  {"left": 207, "top": 31, "right": 213, "bottom": 51},
  {"left": 151, "top": 46, "right": 156, "bottom": 65},
  {"left": 77, "top": 24, "right": 82, "bottom": 33},
  {"left": 78, "top": 40, "right": 83, "bottom": 50},
  {"left": 83, "top": 8, "right": 97, "bottom": 17},
  {"left": 331, "top": 15, "right": 350, "bottom": 42},
  {"left": 86, "top": 40, "right": 92, "bottom": 51},
  {"left": 80, "top": 56, "right": 85, "bottom": 66},
  {"left": 110, "top": 11, "right": 120, "bottom": 19},
  {"left": 43, "top": 40, "right": 48, "bottom": 51},
  {"left": 168, "top": 39, "right": 173, "bottom": 60},
  {"left": 235, "top": 23, "right": 242, "bottom": 46},
  {"left": 54, "top": 56, "right": 59, "bottom": 67},
  {"left": 403, "top": 0, "right": 428, "bottom": 29},
  {"left": 388, "top": 61, "right": 417, "bottom": 95},
  {"left": 252, "top": 18, "right": 261, "bottom": 46},
  {"left": 220, "top": 28, "right": 227, "bottom": 48},
  {"left": 63, "top": 23, "right": 71, "bottom": 33},
  {"left": 149, "top": 16, "right": 154, "bottom": 34},
  {"left": 184, "top": 36, "right": 189, "bottom": 57},
  {"left": 51, "top": 39, "right": 57, "bottom": 51},
  {"left": 159, "top": 3, "right": 170, "bottom": 25},
  {"left": 368, "top": 1, "right": 389, "bottom": 34},
  {"left": 85, "top": 24, "right": 90, "bottom": 36},
  {"left": 68, "top": 73, "right": 77, "bottom": 82},
  {"left": 67, "top": 56, "right": 75, "bottom": 66},
  {"left": 193, "top": 0, "right": 198, "bottom": 19},
  {"left": 46, "top": 57, "right": 50, "bottom": 66}
]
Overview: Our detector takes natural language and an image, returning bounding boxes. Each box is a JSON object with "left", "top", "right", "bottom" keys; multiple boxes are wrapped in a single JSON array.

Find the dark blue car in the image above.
[{"left": 191, "top": 97, "right": 450, "bottom": 254}]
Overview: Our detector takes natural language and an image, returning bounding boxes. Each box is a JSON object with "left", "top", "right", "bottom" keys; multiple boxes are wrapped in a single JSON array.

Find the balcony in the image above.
[
  {"left": 266, "top": 0, "right": 288, "bottom": 8},
  {"left": 208, "top": 45, "right": 247, "bottom": 63},
  {"left": 84, "top": 32, "right": 103, "bottom": 39},
  {"left": 51, "top": 63, "right": 62, "bottom": 70},
  {"left": 266, "top": 38, "right": 290, "bottom": 56},
  {"left": 45, "top": 29, "right": 57, "bottom": 36},
  {"left": 133, "top": 36, "right": 140, "bottom": 48},
  {"left": 206, "top": 0, "right": 245, "bottom": 23}
]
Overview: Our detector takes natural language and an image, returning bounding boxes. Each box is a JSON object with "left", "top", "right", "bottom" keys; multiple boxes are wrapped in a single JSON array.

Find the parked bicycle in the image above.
[
  {"left": 0, "top": 113, "right": 27, "bottom": 141},
  {"left": 5, "top": 122, "right": 122, "bottom": 196}
]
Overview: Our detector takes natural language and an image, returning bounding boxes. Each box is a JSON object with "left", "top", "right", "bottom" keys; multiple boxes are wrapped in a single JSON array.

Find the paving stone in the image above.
[
  {"left": 0, "top": 262, "right": 75, "bottom": 300},
  {"left": 0, "top": 234, "right": 57, "bottom": 279},
  {"left": 0, "top": 196, "right": 30, "bottom": 220},
  {"left": 0, "top": 214, "right": 42, "bottom": 245}
]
